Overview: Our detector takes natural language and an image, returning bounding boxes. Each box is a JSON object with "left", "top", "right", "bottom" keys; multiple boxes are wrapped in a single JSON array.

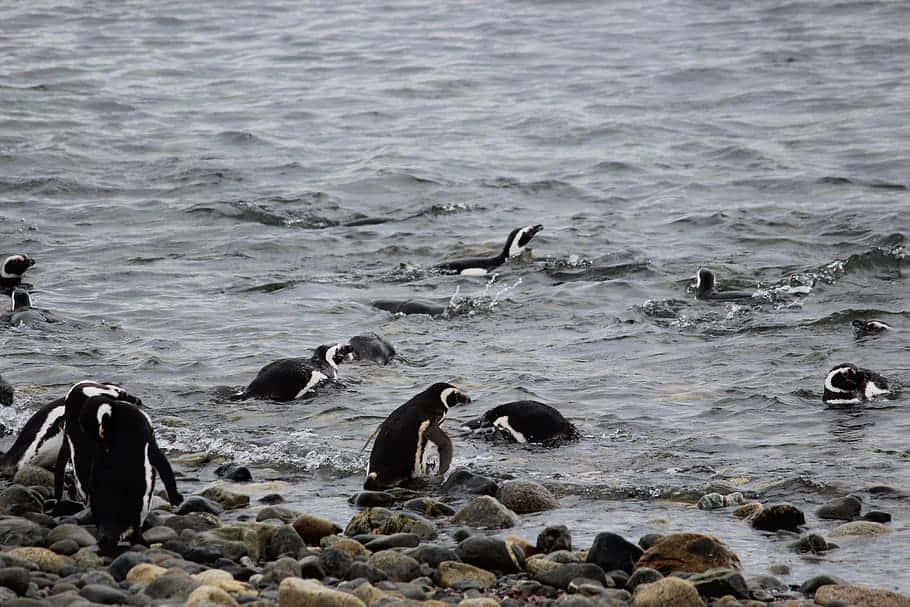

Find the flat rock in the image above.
[
  {"left": 199, "top": 486, "right": 250, "bottom": 510},
  {"left": 257, "top": 506, "right": 300, "bottom": 524},
  {"left": 688, "top": 567, "right": 748, "bottom": 598},
  {"left": 498, "top": 480, "right": 558, "bottom": 514},
  {"left": 177, "top": 495, "right": 225, "bottom": 516},
  {"left": 364, "top": 533, "right": 421, "bottom": 551},
  {"left": 79, "top": 583, "right": 131, "bottom": 604},
  {"left": 295, "top": 513, "right": 342, "bottom": 544},
  {"left": 126, "top": 562, "right": 168, "bottom": 583},
  {"left": 406, "top": 544, "right": 458, "bottom": 568},
  {"left": 634, "top": 533, "right": 741, "bottom": 575},
  {"left": 815, "top": 584, "right": 910, "bottom": 607},
  {"left": 534, "top": 563, "right": 609, "bottom": 590},
  {"left": 456, "top": 536, "right": 524, "bottom": 573},
  {"left": 452, "top": 496, "right": 520, "bottom": 529},
  {"left": 368, "top": 550, "right": 422, "bottom": 582},
  {"left": 186, "top": 584, "right": 240, "bottom": 606},
  {"left": 586, "top": 532, "right": 642, "bottom": 574},
  {"left": 748, "top": 503, "right": 805, "bottom": 532},
  {"left": 11, "top": 466, "right": 54, "bottom": 488},
  {"left": 5, "top": 548, "right": 63, "bottom": 573},
  {"left": 815, "top": 495, "right": 862, "bottom": 520},
  {"left": 632, "top": 576, "right": 703, "bottom": 607},
  {"left": 537, "top": 525, "right": 572, "bottom": 554},
  {"left": 434, "top": 561, "right": 496, "bottom": 589},
  {"left": 0, "top": 486, "right": 42, "bottom": 516},
  {"left": 279, "top": 577, "right": 367, "bottom": 607},
  {"left": 828, "top": 520, "right": 893, "bottom": 537},
  {"left": 47, "top": 524, "right": 95, "bottom": 547},
  {"left": 441, "top": 469, "right": 499, "bottom": 497}
]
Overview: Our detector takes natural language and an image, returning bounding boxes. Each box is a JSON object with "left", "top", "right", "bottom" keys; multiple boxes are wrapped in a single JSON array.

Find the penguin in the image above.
[
  {"left": 365, "top": 382, "right": 471, "bottom": 490},
  {"left": 371, "top": 299, "right": 447, "bottom": 317},
  {"left": 241, "top": 343, "right": 353, "bottom": 401},
  {"left": 0, "top": 374, "right": 12, "bottom": 406},
  {"left": 852, "top": 319, "right": 892, "bottom": 338},
  {"left": 347, "top": 333, "right": 396, "bottom": 364},
  {"left": 1, "top": 254, "right": 35, "bottom": 293},
  {"left": 434, "top": 224, "right": 543, "bottom": 275},
  {"left": 76, "top": 395, "right": 182, "bottom": 553},
  {"left": 463, "top": 401, "right": 579, "bottom": 444},
  {"left": 5, "top": 288, "right": 51, "bottom": 325},
  {"left": 822, "top": 363, "right": 891, "bottom": 405},
  {"left": 694, "top": 268, "right": 756, "bottom": 300},
  {"left": 1, "top": 382, "right": 141, "bottom": 477}
]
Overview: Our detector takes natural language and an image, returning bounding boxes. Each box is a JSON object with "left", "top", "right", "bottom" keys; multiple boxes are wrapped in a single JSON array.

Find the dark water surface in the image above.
[{"left": 2, "top": 0, "right": 909, "bottom": 591}]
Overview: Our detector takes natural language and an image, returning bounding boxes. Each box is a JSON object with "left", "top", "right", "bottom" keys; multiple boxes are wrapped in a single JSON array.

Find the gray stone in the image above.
[
  {"left": 109, "top": 551, "right": 151, "bottom": 582},
  {"left": 266, "top": 524, "right": 306, "bottom": 561},
  {"left": 586, "top": 532, "right": 642, "bottom": 574},
  {"left": 0, "top": 486, "right": 43, "bottom": 516},
  {"left": 402, "top": 498, "right": 456, "bottom": 517},
  {"left": 198, "top": 486, "right": 249, "bottom": 510},
  {"left": 11, "top": 466, "right": 54, "bottom": 489},
  {"left": 749, "top": 503, "right": 805, "bottom": 532},
  {"left": 815, "top": 495, "right": 862, "bottom": 520},
  {"left": 82, "top": 570, "right": 117, "bottom": 587},
  {"left": 319, "top": 548, "right": 353, "bottom": 579},
  {"left": 456, "top": 535, "right": 524, "bottom": 573},
  {"left": 349, "top": 491, "right": 397, "bottom": 508},
  {"left": 261, "top": 556, "right": 301, "bottom": 585},
  {"left": 535, "top": 563, "right": 610, "bottom": 590},
  {"left": 799, "top": 574, "right": 848, "bottom": 596},
  {"left": 164, "top": 512, "right": 222, "bottom": 534},
  {"left": 452, "top": 496, "right": 520, "bottom": 529},
  {"left": 688, "top": 567, "right": 749, "bottom": 598},
  {"left": 78, "top": 584, "right": 131, "bottom": 604},
  {"left": 143, "top": 526, "right": 178, "bottom": 544},
  {"left": 0, "top": 567, "right": 30, "bottom": 595},
  {"left": 368, "top": 550, "right": 422, "bottom": 582},
  {"left": 143, "top": 571, "right": 200, "bottom": 600},
  {"left": 348, "top": 561, "right": 387, "bottom": 584},
  {"left": 862, "top": 511, "right": 892, "bottom": 523},
  {"left": 256, "top": 506, "right": 299, "bottom": 524},
  {"left": 299, "top": 554, "right": 326, "bottom": 579},
  {"left": 498, "top": 480, "right": 558, "bottom": 514},
  {"left": 48, "top": 540, "right": 79, "bottom": 556},
  {"left": 625, "top": 567, "right": 662, "bottom": 592},
  {"left": 788, "top": 533, "right": 833, "bottom": 553},
  {"left": 406, "top": 544, "right": 459, "bottom": 568},
  {"left": 214, "top": 462, "right": 253, "bottom": 482},
  {"left": 176, "top": 495, "right": 224, "bottom": 516},
  {"left": 47, "top": 524, "right": 96, "bottom": 548},
  {"left": 364, "top": 533, "right": 421, "bottom": 551},
  {"left": 441, "top": 469, "right": 499, "bottom": 497},
  {"left": 537, "top": 525, "right": 572, "bottom": 554},
  {"left": 696, "top": 493, "right": 725, "bottom": 510}
]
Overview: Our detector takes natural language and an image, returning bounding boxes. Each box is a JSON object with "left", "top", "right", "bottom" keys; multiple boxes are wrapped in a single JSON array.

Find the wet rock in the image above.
[
  {"left": 586, "top": 532, "right": 642, "bottom": 574},
  {"left": 525, "top": 556, "right": 560, "bottom": 578},
  {"left": 261, "top": 556, "right": 302, "bottom": 584},
  {"left": 441, "top": 469, "right": 499, "bottom": 497},
  {"left": 48, "top": 539, "right": 79, "bottom": 556},
  {"left": 434, "top": 561, "right": 496, "bottom": 589},
  {"left": 537, "top": 525, "right": 572, "bottom": 554},
  {"left": 319, "top": 547, "right": 354, "bottom": 579},
  {"left": 452, "top": 496, "right": 519, "bottom": 529},
  {"left": 368, "top": 550, "right": 422, "bottom": 582},
  {"left": 83, "top": 570, "right": 117, "bottom": 587},
  {"left": 632, "top": 576, "right": 703, "bottom": 607},
  {"left": 143, "top": 526, "right": 179, "bottom": 544},
  {"left": 260, "top": 493, "right": 285, "bottom": 504},
  {"left": 376, "top": 514, "right": 437, "bottom": 541},
  {"left": 406, "top": 544, "right": 458, "bottom": 568},
  {"left": 0, "top": 567, "right": 30, "bottom": 595},
  {"left": 279, "top": 577, "right": 367, "bottom": 607},
  {"left": 214, "top": 462, "right": 253, "bottom": 482},
  {"left": 192, "top": 529, "right": 249, "bottom": 562},
  {"left": 347, "top": 560, "right": 387, "bottom": 583},
  {"left": 288, "top": 514, "right": 339, "bottom": 544},
  {"left": 748, "top": 504, "right": 805, "bottom": 532},
  {"left": 0, "top": 486, "right": 43, "bottom": 516},
  {"left": 732, "top": 503, "right": 762, "bottom": 519},
  {"left": 828, "top": 520, "right": 893, "bottom": 537},
  {"left": 815, "top": 495, "right": 862, "bottom": 520},
  {"left": 186, "top": 584, "right": 240, "bottom": 607},
  {"left": 364, "top": 533, "right": 420, "bottom": 551},
  {"left": 799, "top": 574, "right": 847, "bottom": 595},
  {"left": 165, "top": 511, "right": 223, "bottom": 533},
  {"left": 815, "top": 584, "right": 910, "bottom": 607},
  {"left": 176, "top": 495, "right": 225, "bottom": 516},
  {"left": 696, "top": 493, "right": 725, "bottom": 510},
  {"left": 498, "top": 480, "right": 558, "bottom": 514},
  {"left": 5, "top": 548, "right": 63, "bottom": 573},
  {"left": 143, "top": 570, "right": 200, "bottom": 600},
  {"left": 257, "top": 506, "right": 300, "bottom": 524},
  {"left": 863, "top": 510, "right": 892, "bottom": 523},
  {"left": 185, "top": 546, "right": 224, "bottom": 564},
  {"left": 11, "top": 466, "right": 54, "bottom": 489},
  {"left": 723, "top": 492, "right": 744, "bottom": 506},
  {"left": 199, "top": 486, "right": 250, "bottom": 510},
  {"left": 299, "top": 554, "right": 327, "bottom": 579},
  {"left": 266, "top": 524, "right": 306, "bottom": 560},
  {"left": 456, "top": 536, "right": 525, "bottom": 573},
  {"left": 71, "top": 547, "right": 103, "bottom": 570},
  {"left": 402, "top": 497, "right": 456, "bottom": 517},
  {"left": 788, "top": 533, "right": 833, "bottom": 553},
  {"left": 79, "top": 583, "right": 131, "bottom": 604},
  {"left": 634, "top": 533, "right": 741, "bottom": 575},
  {"left": 47, "top": 524, "right": 96, "bottom": 548},
  {"left": 349, "top": 491, "right": 397, "bottom": 508},
  {"left": 535, "top": 563, "right": 610, "bottom": 590},
  {"left": 637, "top": 534, "right": 663, "bottom": 551},
  {"left": 192, "top": 569, "right": 254, "bottom": 596},
  {"left": 625, "top": 567, "right": 662, "bottom": 592},
  {"left": 688, "top": 568, "right": 748, "bottom": 598}
]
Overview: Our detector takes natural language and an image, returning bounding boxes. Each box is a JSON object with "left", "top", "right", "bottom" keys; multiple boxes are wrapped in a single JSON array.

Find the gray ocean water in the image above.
[{"left": 2, "top": 0, "right": 909, "bottom": 592}]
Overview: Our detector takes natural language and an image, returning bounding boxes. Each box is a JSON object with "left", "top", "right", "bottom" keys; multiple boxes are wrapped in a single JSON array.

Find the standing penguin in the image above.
[
  {"left": 365, "top": 382, "right": 471, "bottom": 490},
  {"left": 241, "top": 343, "right": 353, "bottom": 401},
  {"left": 0, "top": 381, "right": 140, "bottom": 477},
  {"left": 77, "top": 395, "right": 182, "bottom": 553},
  {"left": 1, "top": 254, "right": 36, "bottom": 294},
  {"left": 434, "top": 225, "right": 543, "bottom": 275}
]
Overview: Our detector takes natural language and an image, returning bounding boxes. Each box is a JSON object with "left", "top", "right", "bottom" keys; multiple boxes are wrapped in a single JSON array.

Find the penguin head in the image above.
[
  {"left": 503, "top": 224, "right": 543, "bottom": 259},
  {"left": 313, "top": 343, "right": 354, "bottom": 369},
  {"left": 852, "top": 319, "right": 891, "bottom": 337},
  {"left": 823, "top": 363, "right": 890, "bottom": 405},
  {"left": 1, "top": 254, "right": 35, "bottom": 279},
  {"left": 78, "top": 396, "right": 117, "bottom": 450},
  {"left": 694, "top": 267, "right": 716, "bottom": 298},
  {"left": 64, "top": 381, "right": 143, "bottom": 408},
  {"left": 10, "top": 288, "right": 32, "bottom": 310},
  {"left": 430, "top": 382, "right": 471, "bottom": 409}
]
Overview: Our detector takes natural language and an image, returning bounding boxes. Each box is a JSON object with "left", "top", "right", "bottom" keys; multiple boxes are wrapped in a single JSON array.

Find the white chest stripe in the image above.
[
  {"left": 494, "top": 415, "right": 527, "bottom": 443},
  {"left": 142, "top": 442, "right": 155, "bottom": 525},
  {"left": 21, "top": 407, "right": 66, "bottom": 469},
  {"left": 414, "top": 420, "right": 430, "bottom": 477},
  {"left": 96, "top": 404, "right": 112, "bottom": 439},
  {"left": 865, "top": 382, "right": 890, "bottom": 398},
  {"left": 294, "top": 371, "right": 328, "bottom": 399},
  {"left": 460, "top": 268, "right": 489, "bottom": 276}
]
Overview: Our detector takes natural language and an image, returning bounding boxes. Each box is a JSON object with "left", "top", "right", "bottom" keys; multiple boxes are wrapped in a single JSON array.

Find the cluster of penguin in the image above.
[{"left": 0, "top": 225, "right": 898, "bottom": 553}]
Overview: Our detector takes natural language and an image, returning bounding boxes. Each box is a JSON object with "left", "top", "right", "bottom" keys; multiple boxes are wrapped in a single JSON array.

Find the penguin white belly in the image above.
[
  {"left": 413, "top": 420, "right": 430, "bottom": 476},
  {"left": 294, "top": 371, "right": 327, "bottom": 399},
  {"left": 459, "top": 267, "right": 489, "bottom": 276}
]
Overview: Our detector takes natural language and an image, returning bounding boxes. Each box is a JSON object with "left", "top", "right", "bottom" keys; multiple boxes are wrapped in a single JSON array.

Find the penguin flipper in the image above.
[
  {"left": 148, "top": 441, "right": 182, "bottom": 506},
  {"left": 424, "top": 425, "right": 453, "bottom": 476},
  {"left": 54, "top": 437, "right": 70, "bottom": 503}
]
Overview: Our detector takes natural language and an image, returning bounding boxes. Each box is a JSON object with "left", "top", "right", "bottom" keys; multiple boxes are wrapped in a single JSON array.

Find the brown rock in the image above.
[
  {"left": 434, "top": 561, "right": 497, "bottom": 589},
  {"left": 293, "top": 513, "right": 339, "bottom": 544},
  {"left": 815, "top": 584, "right": 910, "bottom": 607},
  {"left": 828, "top": 521, "right": 893, "bottom": 538},
  {"left": 632, "top": 576, "right": 704, "bottom": 607},
  {"left": 279, "top": 577, "right": 367, "bottom": 607},
  {"left": 747, "top": 503, "right": 805, "bottom": 532},
  {"left": 634, "top": 533, "right": 741, "bottom": 575},
  {"left": 6, "top": 547, "right": 65, "bottom": 573},
  {"left": 186, "top": 585, "right": 240, "bottom": 607},
  {"left": 505, "top": 535, "right": 537, "bottom": 558},
  {"left": 323, "top": 536, "right": 370, "bottom": 557},
  {"left": 127, "top": 563, "right": 169, "bottom": 583},
  {"left": 732, "top": 503, "right": 761, "bottom": 519}
]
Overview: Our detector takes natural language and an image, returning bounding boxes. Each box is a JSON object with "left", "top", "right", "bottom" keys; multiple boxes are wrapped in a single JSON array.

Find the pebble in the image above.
[
  {"left": 48, "top": 539, "right": 79, "bottom": 556},
  {"left": 47, "top": 524, "right": 96, "bottom": 548},
  {"left": 5, "top": 548, "right": 64, "bottom": 573},
  {"left": 11, "top": 467, "right": 54, "bottom": 489},
  {"left": 625, "top": 567, "right": 663, "bottom": 592},
  {"left": 451, "top": 496, "right": 520, "bottom": 529},
  {"left": 537, "top": 525, "right": 572, "bottom": 554},
  {"left": 402, "top": 497, "right": 456, "bottom": 517},
  {"left": 256, "top": 505, "right": 300, "bottom": 523},
  {"left": 441, "top": 469, "right": 499, "bottom": 496},
  {"left": 78, "top": 583, "right": 131, "bottom": 604},
  {"left": 456, "top": 536, "right": 525, "bottom": 573},
  {"left": 279, "top": 577, "right": 368, "bottom": 607},
  {"left": 176, "top": 495, "right": 225, "bottom": 516},
  {"left": 0, "top": 486, "right": 43, "bottom": 516},
  {"left": 815, "top": 584, "right": 910, "bottom": 607},
  {"left": 815, "top": 495, "right": 862, "bottom": 520},
  {"left": 535, "top": 563, "right": 610, "bottom": 590},
  {"left": 364, "top": 533, "right": 421, "bottom": 551},
  {"left": 788, "top": 533, "right": 832, "bottom": 553},
  {"left": 748, "top": 504, "right": 806, "bottom": 532},
  {"left": 0, "top": 566, "right": 30, "bottom": 595},
  {"left": 186, "top": 584, "right": 240, "bottom": 606},
  {"left": 696, "top": 492, "right": 726, "bottom": 510},
  {"left": 143, "top": 526, "right": 179, "bottom": 544},
  {"left": 799, "top": 574, "right": 848, "bottom": 595},
  {"left": 631, "top": 576, "right": 703, "bottom": 607},
  {"left": 497, "top": 480, "right": 559, "bottom": 514},
  {"left": 586, "top": 532, "right": 643, "bottom": 574},
  {"left": 259, "top": 493, "right": 285, "bottom": 504},
  {"left": 406, "top": 544, "right": 458, "bottom": 568},
  {"left": 367, "top": 550, "right": 422, "bottom": 582},
  {"left": 349, "top": 491, "right": 398, "bottom": 508}
]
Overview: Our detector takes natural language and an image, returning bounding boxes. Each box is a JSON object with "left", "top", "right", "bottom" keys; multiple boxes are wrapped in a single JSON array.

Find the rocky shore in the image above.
[{"left": 0, "top": 465, "right": 907, "bottom": 607}]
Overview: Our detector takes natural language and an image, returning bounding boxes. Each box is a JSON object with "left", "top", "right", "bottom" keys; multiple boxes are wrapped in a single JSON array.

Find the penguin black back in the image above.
[
  {"left": 694, "top": 268, "right": 756, "bottom": 300},
  {"left": 365, "top": 382, "right": 470, "bottom": 489},
  {"left": 241, "top": 343, "right": 353, "bottom": 401},
  {"left": 371, "top": 300, "right": 447, "bottom": 317},
  {"left": 464, "top": 401, "right": 578, "bottom": 444},
  {"left": 0, "top": 398, "right": 67, "bottom": 475},
  {"left": 434, "top": 224, "right": 543, "bottom": 275},
  {"left": 348, "top": 333, "right": 396, "bottom": 364}
]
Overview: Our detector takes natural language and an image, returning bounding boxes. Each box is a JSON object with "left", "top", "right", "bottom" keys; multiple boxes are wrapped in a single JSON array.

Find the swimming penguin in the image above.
[
  {"left": 434, "top": 224, "right": 544, "bottom": 275},
  {"left": 822, "top": 363, "right": 891, "bottom": 405},
  {"left": 53, "top": 381, "right": 147, "bottom": 502},
  {"left": 694, "top": 268, "right": 756, "bottom": 300},
  {"left": 852, "top": 319, "right": 892, "bottom": 338},
  {"left": 463, "top": 401, "right": 579, "bottom": 444},
  {"left": 241, "top": 343, "right": 353, "bottom": 401},
  {"left": 77, "top": 395, "right": 182, "bottom": 553},
  {"left": 365, "top": 382, "right": 471, "bottom": 490},
  {"left": 1, "top": 254, "right": 35, "bottom": 293},
  {"left": 347, "top": 333, "right": 396, "bottom": 364},
  {"left": 371, "top": 300, "right": 447, "bottom": 317},
  {"left": 0, "top": 374, "right": 12, "bottom": 406},
  {"left": 0, "top": 382, "right": 141, "bottom": 477}
]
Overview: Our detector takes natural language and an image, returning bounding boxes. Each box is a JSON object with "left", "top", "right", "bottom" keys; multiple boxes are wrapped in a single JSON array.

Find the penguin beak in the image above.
[{"left": 531, "top": 225, "right": 543, "bottom": 235}]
